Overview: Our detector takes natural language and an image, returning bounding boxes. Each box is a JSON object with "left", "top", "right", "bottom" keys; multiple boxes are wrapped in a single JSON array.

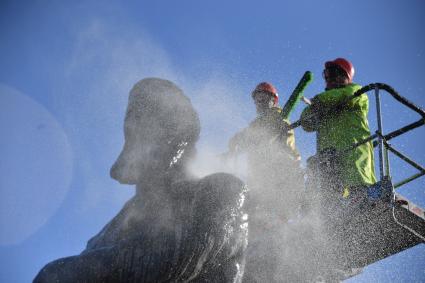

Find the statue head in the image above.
[{"left": 110, "top": 78, "right": 200, "bottom": 186}]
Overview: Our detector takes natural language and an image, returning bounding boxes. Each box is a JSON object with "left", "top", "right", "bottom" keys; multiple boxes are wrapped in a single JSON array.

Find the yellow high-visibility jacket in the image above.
[
  {"left": 229, "top": 107, "right": 300, "bottom": 160},
  {"left": 301, "top": 83, "right": 377, "bottom": 189}
]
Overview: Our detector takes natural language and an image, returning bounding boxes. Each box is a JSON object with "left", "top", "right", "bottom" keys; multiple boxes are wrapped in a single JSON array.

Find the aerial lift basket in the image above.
[{"left": 291, "top": 83, "right": 425, "bottom": 268}]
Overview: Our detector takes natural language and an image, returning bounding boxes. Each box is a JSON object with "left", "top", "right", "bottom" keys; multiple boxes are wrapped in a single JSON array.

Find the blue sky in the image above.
[{"left": 0, "top": 0, "right": 424, "bottom": 282}]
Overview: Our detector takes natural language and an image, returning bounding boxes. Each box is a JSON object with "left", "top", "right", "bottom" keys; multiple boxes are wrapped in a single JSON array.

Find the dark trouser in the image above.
[{"left": 306, "top": 151, "right": 368, "bottom": 279}]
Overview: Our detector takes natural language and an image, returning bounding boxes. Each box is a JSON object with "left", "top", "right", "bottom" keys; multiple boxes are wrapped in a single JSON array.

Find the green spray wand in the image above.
[{"left": 281, "top": 71, "right": 314, "bottom": 120}]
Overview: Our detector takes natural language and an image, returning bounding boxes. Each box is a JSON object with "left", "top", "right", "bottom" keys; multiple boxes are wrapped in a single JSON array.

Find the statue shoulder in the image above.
[
  {"left": 196, "top": 173, "right": 247, "bottom": 214},
  {"left": 198, "top": 173, "right": 246, "bottom": 197},
  {"left": 171, "top": 174, "right": 246, "bottom": 208}
]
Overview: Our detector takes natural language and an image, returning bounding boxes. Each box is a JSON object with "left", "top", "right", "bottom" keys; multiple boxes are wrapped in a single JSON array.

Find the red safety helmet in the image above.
[
  {"left": 252, "top": 82, "right": 279, "bottom": 105},
  {"left": 325, "top": 58, "right": 355, "bottom": 83}
]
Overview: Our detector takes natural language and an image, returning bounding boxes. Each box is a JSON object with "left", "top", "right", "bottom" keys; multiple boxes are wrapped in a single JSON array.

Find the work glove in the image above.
[
  {"left": 310, "top": 97, "right": 324, "bottom": 117},
  {"left": 280, "top": 119, "right": 290, "bottom": 132},
  {"left": 300, "top": 97, "right": 322, "bottom": 131}
]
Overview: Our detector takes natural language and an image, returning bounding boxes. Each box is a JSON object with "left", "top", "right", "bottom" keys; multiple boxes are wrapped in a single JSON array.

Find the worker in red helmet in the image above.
[
  {"left": 301, "top": 57, "right": 376, "bottom": 195},
  {"left": 300, "top": 58, "right": 376, "bottom": 277},
  {"left": 229, "top": 82, "right": 299, "bottom": 159},
  {"left": 324, "top": 58, "right": 355, "bottom": 89},
  {"left": 228, "top": 82, "right": 305, "bottom": 282}
]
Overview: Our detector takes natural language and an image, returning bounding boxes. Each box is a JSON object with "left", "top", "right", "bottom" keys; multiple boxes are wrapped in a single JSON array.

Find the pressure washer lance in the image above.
[
  {"left": 280, "top": 71, "right": 314, "bottom": 120},
  {"left": 278, "top": 71, "right": 313, "bottom": 142}
]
